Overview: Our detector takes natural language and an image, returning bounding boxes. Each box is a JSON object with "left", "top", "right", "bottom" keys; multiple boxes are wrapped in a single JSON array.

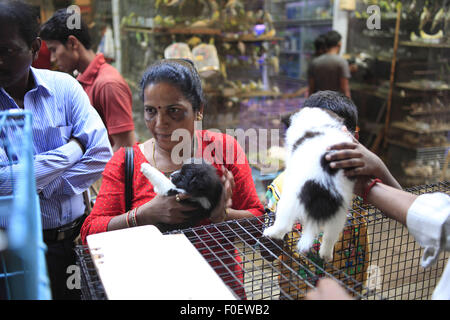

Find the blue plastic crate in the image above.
[{"left": 0, "top": 110, "right": 51, "bottom": 300}]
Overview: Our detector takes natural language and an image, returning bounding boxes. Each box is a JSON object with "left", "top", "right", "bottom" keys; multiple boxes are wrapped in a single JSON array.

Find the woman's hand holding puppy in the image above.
[
  {"left": 209, "top": 166, "right": 235, "bottom": 223},
  {"left": 136, "top": 193, "right": 197, "bottom": 226}
]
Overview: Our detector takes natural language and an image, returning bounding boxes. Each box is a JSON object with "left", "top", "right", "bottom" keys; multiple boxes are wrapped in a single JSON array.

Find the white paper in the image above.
[{"left": 86, "top": 225, "right": 237, "bottom": 300}]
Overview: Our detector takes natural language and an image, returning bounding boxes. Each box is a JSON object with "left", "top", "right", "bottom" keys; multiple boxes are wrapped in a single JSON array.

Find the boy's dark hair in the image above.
[
  {"left": 39, "top": 8, "right": 92, "bottom": 49},
  {"left": 325, "top": 30, "right": 342, "bottom": 48},
  {"left": 303, "top": 90, "right": 358, "bottom": 133},
  {"left": 0, "top": 0, "right": 39, "bottom": 48},
  {"left": 314, "top": 34, "right": 327, "bottom": 55},
  {"left": 140, "top": 59, "right": 205, "bottom": 111}
]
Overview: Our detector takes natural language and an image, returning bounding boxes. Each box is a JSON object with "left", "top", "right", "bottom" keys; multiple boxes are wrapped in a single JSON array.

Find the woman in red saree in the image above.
[{"left": 81, "top": 59, "right": 264, "bottom": 299}]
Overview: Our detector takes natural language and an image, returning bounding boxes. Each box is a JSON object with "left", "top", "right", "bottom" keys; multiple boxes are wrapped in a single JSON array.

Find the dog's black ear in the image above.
[{"left": 189, "top": 175, "right": 204, "bottom": 191}]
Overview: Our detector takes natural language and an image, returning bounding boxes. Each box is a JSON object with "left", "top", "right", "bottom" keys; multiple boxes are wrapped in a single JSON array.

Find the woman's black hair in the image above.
[
  {"left": 303, "top": 90, "right": 358, "bottom": 133},
  {"left": 140, "top": 59, "right": 205, "bottom": 111},
  {"left": 39, "top": 8, "right": 92, "bottom": 50},
  {"left": 0, "top": 0, "right": 39, "bottom": 48}
]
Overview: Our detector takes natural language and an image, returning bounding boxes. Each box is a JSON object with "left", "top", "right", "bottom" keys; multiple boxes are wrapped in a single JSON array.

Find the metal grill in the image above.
[
  {"left": 386, "top": 144, "right": 449, "bottom": 187},
  {"left": 75, "top": 182, "right": 449, "bottom": 300}
]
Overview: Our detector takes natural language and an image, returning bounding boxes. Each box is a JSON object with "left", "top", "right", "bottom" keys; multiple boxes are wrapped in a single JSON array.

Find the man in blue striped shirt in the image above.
[{"left": 0, "top": 0, "right": 112, "bottom": 299}]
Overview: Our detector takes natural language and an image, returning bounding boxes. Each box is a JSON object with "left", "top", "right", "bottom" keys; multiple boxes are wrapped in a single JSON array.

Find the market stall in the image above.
[{"left": 2, "top": 0, "right": 448, "bottom": 302}]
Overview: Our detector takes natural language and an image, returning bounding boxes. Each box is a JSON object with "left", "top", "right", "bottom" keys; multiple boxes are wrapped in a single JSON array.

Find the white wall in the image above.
[{"left": 332, "top": 0, "right": 350, "bottom": 55}]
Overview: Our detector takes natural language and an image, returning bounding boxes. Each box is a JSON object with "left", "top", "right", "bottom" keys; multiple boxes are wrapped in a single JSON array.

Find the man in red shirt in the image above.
[
  {"left": 39, "top": 9, "right": 136, "bottom": 152},
  {"left": 32, "top": 40, "right": 52, "bottom": 70}
]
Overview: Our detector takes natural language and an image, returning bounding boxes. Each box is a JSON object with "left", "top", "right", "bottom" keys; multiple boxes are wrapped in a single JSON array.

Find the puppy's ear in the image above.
[
  {"left": 189, "top": 176, "right": 198, "bottom": 186},
  {"left": 189, "top": 175, "right": 205, "bottom": 191}
]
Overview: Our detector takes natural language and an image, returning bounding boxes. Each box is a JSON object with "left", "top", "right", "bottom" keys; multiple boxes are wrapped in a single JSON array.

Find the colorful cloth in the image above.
[{"left": 265, "top": 171, "right": 370, "bottom": 299}]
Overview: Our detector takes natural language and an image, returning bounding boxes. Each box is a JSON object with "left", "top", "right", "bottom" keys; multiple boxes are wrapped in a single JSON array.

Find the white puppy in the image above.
[{"left": 263, "top": 107, "right": 355, "bottom": 261}]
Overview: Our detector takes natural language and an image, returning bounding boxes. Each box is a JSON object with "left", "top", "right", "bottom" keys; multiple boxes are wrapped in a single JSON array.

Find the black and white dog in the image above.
[
  {"left": 263, "top": 107, "right": 355, "bottom": 261},
  {"left": 141, "top": 159, "right": 223, "bottom": 231}
]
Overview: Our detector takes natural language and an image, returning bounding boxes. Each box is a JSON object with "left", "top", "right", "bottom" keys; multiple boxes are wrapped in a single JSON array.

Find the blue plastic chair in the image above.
[{"left": 0, "top": 110, "right": 51, "bottom": 300}]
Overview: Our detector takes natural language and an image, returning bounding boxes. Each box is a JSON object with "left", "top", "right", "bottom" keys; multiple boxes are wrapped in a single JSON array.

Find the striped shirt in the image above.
[{"left": 0, "top": 67, "right": 112, "bottom": 229}]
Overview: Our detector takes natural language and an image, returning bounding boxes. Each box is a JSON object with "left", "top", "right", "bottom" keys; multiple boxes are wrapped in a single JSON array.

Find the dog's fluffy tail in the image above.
[{"left": 140, "top": 163, "right": 178, "bottom": 195}]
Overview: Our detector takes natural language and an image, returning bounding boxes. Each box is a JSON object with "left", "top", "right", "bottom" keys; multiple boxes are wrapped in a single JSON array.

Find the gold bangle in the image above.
[
  {"left": 224, "top": 208, "right": 230, "bottom": 220},
  {"left": 130, "top": 208, "right": 138, "bottom": 227},
  {"left": 133, "top": 207, "right": 140, "bottom": 226}
]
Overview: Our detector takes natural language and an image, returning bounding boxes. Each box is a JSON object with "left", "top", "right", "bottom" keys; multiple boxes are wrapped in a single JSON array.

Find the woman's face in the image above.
[{"left": 143, "top": 81, "right": 200, "bottom": 152}]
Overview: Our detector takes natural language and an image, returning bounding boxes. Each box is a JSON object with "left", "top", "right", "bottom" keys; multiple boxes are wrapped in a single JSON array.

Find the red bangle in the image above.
[
  {"left": 126, "top": 210, "right": 131, "bottom": 228},
  {"left": 363, "top": 178, "right": 382, "bottom": 203}
]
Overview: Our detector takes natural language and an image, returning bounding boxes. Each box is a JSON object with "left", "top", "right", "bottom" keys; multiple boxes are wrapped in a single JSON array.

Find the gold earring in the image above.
[{"left": 196, "top": 113, "right": 203, "bottom": 121}]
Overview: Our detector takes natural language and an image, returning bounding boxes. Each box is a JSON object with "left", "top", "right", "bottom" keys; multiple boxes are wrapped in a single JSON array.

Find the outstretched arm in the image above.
[
  {"left": 363, "top": 181, "right": 417, "bottom": 225},
  {"left": 306, "top": 184, "right": 449, "bottom": 300},
  {"left": 326, "top": 135, "right": 401, "bottom": 190}
]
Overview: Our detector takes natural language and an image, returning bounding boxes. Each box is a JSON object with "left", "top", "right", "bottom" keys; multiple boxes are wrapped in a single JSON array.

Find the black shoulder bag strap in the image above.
[{"left": 124, "top": 147, "right": 134, "bottom": 212}]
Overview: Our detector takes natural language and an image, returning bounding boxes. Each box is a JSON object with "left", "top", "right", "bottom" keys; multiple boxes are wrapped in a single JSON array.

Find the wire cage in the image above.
[
  {"left": 386, "top": 143, "right": 449, "bottom": 187},
  {"left": 0, "top": 110, "right": 51, "bottom": 300},
  {"left": 75, "top": 181, "right": 449, "bottom": 300}
]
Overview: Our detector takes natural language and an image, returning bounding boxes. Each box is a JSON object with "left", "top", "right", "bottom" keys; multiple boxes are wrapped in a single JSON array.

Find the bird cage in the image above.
[
  {"left": 75, "top": 182, "right": 449, "bottom": 300},
  {"left": 0, "top": 110, "right": 51, "bottom": 300}
]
